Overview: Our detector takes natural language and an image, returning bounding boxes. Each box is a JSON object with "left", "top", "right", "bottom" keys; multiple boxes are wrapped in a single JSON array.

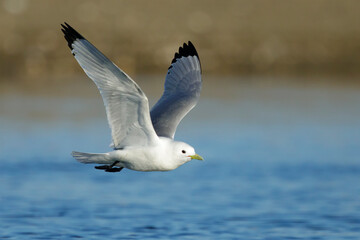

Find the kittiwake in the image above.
[{"left": 61, "top": 22, "right": 203, "bottom": 173}]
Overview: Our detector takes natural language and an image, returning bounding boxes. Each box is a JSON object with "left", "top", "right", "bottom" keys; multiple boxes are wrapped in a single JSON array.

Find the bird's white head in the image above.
[{"left": 171, "top": 141, "right": 204, "bottom": 166}]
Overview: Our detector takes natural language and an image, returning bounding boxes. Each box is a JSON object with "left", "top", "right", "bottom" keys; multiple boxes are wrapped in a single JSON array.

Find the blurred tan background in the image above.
[{"left": 0, "top": 0, "right": 360, "bottom": 89}]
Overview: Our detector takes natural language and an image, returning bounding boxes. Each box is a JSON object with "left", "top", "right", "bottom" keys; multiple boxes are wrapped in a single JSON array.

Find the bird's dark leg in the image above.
[
  {"left": 109, "top": 161, "right": 120, "bottom": 168},
  {"left": 95, "top": 161, "right": 123, "bottom": 172}
]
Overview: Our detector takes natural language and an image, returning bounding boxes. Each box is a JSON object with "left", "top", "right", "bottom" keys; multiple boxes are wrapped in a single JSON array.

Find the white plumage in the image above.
[{"left": 61, "top": 22, "right": 203, "bottom": 172}]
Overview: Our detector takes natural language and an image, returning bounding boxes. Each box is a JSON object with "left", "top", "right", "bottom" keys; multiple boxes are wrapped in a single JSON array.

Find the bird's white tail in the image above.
[{"left": 72, "top": 151, "right": 112, "bottom": 164}]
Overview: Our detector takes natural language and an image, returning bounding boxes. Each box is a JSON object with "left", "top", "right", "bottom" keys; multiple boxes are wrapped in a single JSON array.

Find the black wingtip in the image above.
[
  {"left": 60, "top": 22, "right": 85, "bottom": 50},
  {"left": 170, "top": 41, "right": 200, "bottom": 65}
]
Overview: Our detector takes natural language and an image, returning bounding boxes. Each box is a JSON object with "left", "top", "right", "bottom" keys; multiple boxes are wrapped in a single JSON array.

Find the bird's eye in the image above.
[{"left": 182, "top": 150, "right": 186, "bottom": 154}]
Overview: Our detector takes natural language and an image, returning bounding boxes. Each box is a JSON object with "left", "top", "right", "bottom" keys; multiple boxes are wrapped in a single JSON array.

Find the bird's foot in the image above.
[
  {"left": 94, "top": 161, "right": 123, "bottom": 172},
  {"left": 105, "top": 167, "right": 124, "bottom": 172},
  {"left": 94, "top": 165, "right": 110, "bottom": 170}
]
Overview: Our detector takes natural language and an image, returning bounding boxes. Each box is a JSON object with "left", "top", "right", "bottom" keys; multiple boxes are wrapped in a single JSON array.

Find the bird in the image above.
[{"left": 61, "top": 22, "right": 203, "bottom": 173}]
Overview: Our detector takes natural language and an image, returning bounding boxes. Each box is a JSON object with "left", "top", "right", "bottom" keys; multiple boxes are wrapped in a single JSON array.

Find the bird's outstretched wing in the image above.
[
  {"left": 61, "top": 22, "right": 158, "bottom": 149},
  {"left": 150, "top": 41, "right": 202, "bottom": 139}
]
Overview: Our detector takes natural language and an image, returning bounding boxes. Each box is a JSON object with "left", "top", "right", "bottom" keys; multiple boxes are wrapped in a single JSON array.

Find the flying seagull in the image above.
[{"left": 61, "top": 22, "right": 203, "bottom": 173}]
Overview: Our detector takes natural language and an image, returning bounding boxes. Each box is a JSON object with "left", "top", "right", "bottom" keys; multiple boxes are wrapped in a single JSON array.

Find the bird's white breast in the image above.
[{"left": 110, "top": 137, "right": 180, "bottom": 171}]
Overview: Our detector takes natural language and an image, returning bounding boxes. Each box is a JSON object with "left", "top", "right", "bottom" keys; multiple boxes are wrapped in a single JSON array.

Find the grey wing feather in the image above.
[
  {"left": 61, "top": 23, "right": 158, "bottom": 148},
  {"left": 150, "top": 41, "right": 202, "bottom": 139}
]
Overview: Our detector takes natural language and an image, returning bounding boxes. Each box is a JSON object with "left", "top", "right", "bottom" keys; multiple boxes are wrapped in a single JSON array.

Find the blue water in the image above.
[{"left": 1, "top": 85, "right": 360, "bottom": 239}]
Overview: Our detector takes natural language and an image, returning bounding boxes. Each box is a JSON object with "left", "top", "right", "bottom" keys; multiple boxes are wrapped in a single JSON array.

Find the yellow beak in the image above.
[{"left": 189, "top": 154, "right": 204, "bottom": 161}]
